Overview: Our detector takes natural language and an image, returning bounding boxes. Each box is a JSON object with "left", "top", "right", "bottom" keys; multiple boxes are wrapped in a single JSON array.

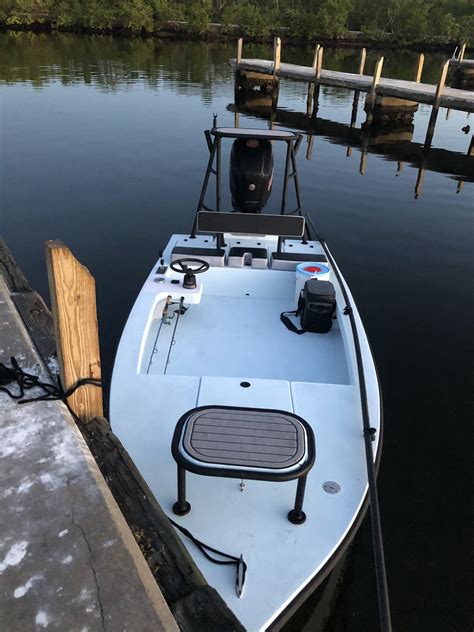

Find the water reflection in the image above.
[{"left": 229, "top": 99, "right": 473, "bottom": 196}]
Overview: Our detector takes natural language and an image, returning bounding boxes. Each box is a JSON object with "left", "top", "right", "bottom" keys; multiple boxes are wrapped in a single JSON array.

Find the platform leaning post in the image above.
[
  {"left": 459, "top": 43, "right": 466, "bottom": 62},
  {"left": 311, "top": 44, "right": 320, "bottom": 71},
  {"left": 236, "top": 37, "right": 243, "bottom": 66},
  {"left": 415, "top": 53, "right": 424, "bottom": 83},
  {"left": 358, "top": 47, "right": 367, "bottom": 75},
  {"left": 45, "top": 240, "right": 103, "bottom": 423},
  {"left": 273, "top": 36, "right": 281, "bottom": 77}
]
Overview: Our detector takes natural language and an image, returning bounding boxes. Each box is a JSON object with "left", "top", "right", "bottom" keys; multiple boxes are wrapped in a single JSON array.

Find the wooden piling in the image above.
[
  {"left": 358, "top": 48, "right": 367, "bottom": 75},
  {"left": 415, "top": 54, "right": 424, "bottom": 83},
  {"left": 273, "top": 36, "right": 281, "bottom": 77},
  {"left": 434, "top": 60, "right": 450, "bottom": 107},
  {"left": 45, "top": 240, "right": 103, "bottom": 423},
  {"left": 237, "top": 37, "right": 243, "bottom": 66},
  {"left": 316, "top": 47, "right": 324, "bottom": 80},
  {"left": 370, "top": 57, "right": 384, "bottom": 102},
  {"left": 312, "top": 44, "right": 320, "bottom": 71}
]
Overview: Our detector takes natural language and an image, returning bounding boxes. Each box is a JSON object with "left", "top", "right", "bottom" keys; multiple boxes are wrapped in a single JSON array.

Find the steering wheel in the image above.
[
  {"left": 170, "top": 258, "right": 209, "bottom": 290},
  {"left": 170, "top": 258, "right": 210, "bottom": 274}
]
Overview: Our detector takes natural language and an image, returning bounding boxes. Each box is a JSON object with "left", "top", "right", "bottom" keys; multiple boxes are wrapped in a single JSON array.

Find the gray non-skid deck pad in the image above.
[{"left": 183, "top": 408, "right": 306, "bottom": 469}]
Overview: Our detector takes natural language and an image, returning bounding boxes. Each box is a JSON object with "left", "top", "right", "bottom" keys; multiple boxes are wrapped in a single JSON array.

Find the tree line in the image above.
[{"left": 0, "top": 0, "right": 472, "bottom": 43}]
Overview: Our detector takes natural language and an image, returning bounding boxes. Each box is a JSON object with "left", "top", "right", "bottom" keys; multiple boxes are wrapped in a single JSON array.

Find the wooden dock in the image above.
[
  {"left": 230, "top": 58, "right": 474, "bottom": 112},
  {"left": 229, "top": 39, "right": 474, "bottom": 113}
]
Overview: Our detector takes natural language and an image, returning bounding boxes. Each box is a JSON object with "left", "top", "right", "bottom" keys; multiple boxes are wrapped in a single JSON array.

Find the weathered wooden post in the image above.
[
  {"left": 273, "top": 36, "right": 281, "bottom": 77},
  {"left": 415, "top": 54, "right": 424, "bottom": 83},
  {"left": 236, "top": 37, "right": 243, "bottom": 66},
  {"left": 312, "top": 44, "right": 320, "bottom": 71},
  {"left": 370, "top": 57, "right": 384, "bottom": 103},
  {"left": 45, "top": 241, "right": 103, "bottom": 423},
  {"left": 364, "top": 57, "right": 384, "bottom": 127},
  {"left": 316, "top": 46, "right": 324, "bottom": 80},
  {"left": 358, "top": 48, "right": 367, "bottom": 75}
]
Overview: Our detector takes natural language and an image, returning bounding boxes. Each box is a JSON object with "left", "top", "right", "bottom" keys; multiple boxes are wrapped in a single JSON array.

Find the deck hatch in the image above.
[{"left": 183, "top": 408, "right": 306, "bottom": 468}]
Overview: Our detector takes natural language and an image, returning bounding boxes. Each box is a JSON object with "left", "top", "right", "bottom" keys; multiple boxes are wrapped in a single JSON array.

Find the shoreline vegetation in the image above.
[{"left": 0, "top": 1, "right": 472, "bottom": 51}]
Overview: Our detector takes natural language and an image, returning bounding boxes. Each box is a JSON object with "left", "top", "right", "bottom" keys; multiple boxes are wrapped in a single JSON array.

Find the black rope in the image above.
[
  {"left": 305, "top": 213, "right": 392, "bottom": 632},
  {"left": 0, "top": 356, "right": 102, "bottom": 422},
  {"left": 169, "top": 517, "right": 247, "bottom": 597}
]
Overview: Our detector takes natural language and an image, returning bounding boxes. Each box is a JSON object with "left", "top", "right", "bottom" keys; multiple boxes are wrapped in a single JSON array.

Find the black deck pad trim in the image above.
[
  {"left": 171, "top": 246, "right": 225, "bottom": 257},
  {"left": 272, "top": 252, "right": 327, "bottom": 262},
  {"left": 197, "top": 212, "right": 305, "bottom": 238},
  {"left": 228, "top": 247, "right": 268, "bottom": 259}
]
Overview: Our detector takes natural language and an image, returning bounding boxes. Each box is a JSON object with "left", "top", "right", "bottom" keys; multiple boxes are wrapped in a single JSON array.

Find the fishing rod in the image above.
[{"left": 305, "top": 213, "right": 392, "bottom": 632}]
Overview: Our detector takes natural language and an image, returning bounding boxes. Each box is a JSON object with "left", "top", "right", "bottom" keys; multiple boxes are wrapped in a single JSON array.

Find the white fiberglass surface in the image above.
[
  {"left": 110, "top": 243, "right": 381, "bottom": 631},
  {"left": 148, "top": 293, "right": 349, "bottom": 384}
]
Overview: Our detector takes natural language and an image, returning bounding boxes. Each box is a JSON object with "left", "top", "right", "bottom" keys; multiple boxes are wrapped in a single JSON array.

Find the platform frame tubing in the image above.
[{"left": 191, "top": 128, "right": 305, "bottom": 246}]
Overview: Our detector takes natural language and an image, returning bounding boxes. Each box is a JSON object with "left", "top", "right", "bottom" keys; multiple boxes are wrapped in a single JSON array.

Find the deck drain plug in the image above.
[{"left": 323, "top": 481, "right": 340, "bottom": 494}]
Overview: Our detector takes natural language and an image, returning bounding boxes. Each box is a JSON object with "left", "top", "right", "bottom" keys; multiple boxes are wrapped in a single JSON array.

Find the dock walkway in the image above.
[
  {"left": 0, "top": 274, "right": 177, "bottom": 632},
  {"left": 230, "top": 58, "right": 474, "bottom": 112}
]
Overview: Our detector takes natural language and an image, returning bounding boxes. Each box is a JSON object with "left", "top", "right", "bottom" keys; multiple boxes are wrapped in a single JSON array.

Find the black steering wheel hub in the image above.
[{"left": 170, "top": 258, "right": 210, "bottom": 289}]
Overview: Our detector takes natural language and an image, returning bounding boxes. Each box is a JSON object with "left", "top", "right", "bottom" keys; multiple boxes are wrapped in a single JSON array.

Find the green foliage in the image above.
[
  {"left": 222, "top": 2, "right": 273, "bottom": 38},
  {"left": 0, "top": 0, "right": 472, "bottom": 44},
  {"left": 149, "top": 0, "right": 183, "bottom": 29},
  {"left": 184, "top": 0, "right": 212, "bottom": 35}
]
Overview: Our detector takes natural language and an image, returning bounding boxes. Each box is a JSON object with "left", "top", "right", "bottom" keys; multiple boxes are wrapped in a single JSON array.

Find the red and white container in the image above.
[{"left": 294, "top": 262, "right": 331, "bottom": 304}]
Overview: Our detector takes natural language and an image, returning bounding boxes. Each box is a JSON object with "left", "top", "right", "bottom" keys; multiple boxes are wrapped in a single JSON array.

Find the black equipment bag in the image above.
[{"left": 281, "top": 279, "right": 336, "bottom": 334}]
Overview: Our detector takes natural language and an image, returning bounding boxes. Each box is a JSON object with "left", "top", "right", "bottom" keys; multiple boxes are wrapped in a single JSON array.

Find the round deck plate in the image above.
[{"left": 323, "top": 481, "right": 341, "bottom": 494}]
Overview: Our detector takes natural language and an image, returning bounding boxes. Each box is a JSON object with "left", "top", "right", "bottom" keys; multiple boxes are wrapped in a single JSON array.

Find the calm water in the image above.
[{"left": 1, "top": 32, "right": 472, "bottom": 631}]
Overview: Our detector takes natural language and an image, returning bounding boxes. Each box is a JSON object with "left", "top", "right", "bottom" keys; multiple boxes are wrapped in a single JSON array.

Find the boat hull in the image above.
[{"left": 110, "top": 233, "right": 382, "bottom": 631}]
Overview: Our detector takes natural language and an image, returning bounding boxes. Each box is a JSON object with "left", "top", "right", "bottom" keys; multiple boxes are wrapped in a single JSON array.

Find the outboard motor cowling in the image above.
[{"left": 230, "top": 138, "right": 273, "bottom": 213}]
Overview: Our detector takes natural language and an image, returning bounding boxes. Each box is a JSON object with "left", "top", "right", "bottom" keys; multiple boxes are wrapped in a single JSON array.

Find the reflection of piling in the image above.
[
  {"left": 364, "top": 96, "right": 418, "bottom": 127},
  {"left": 414, "top": 61, "right": 450, "bottom": 199},
  {"left": 468, "top": 135, "right": 474, "bottom": 156},
  {"left": 234, "top": 37, "right": 279, "bottom": 110},
  {"left": 452, "top": 62, "right": 474, "bottom": 90}
]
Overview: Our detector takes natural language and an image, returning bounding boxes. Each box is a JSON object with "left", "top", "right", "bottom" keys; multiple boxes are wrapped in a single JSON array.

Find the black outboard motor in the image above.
[{"left": 230, "top": 138, "right": 273, "bottom": 213}]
